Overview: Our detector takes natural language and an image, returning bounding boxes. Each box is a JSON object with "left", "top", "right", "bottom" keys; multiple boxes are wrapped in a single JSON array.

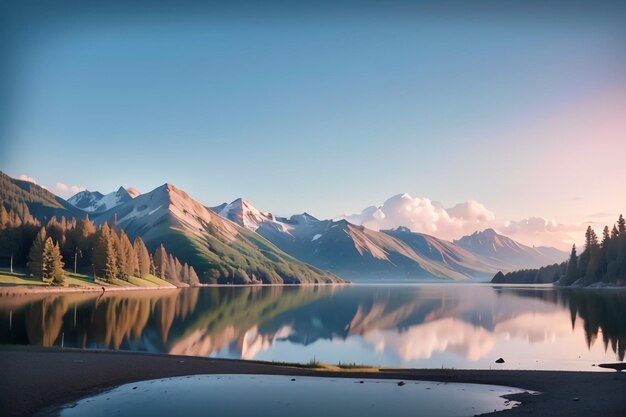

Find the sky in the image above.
[{"left": 1, "top": 1, "right": 625, "bottom": 249}]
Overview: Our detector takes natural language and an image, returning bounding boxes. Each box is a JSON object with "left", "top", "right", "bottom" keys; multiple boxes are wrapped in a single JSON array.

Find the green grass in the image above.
[
  {"left": 129, "top": 274, "right": 175, "bottom": 288},
  {"left": 62, "top": 272, "right": 99, "bottom": 288},
  {"left": 0, "top": 271, "right": 49, "bottom": 286},
  {"left": 0, "top": 268, "right": 174, "bottom": 289}
]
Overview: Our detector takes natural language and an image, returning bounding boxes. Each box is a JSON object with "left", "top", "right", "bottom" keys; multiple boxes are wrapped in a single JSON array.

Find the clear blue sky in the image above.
[{"left": 2, "top": 0, "right": 625, "bottom": 224}]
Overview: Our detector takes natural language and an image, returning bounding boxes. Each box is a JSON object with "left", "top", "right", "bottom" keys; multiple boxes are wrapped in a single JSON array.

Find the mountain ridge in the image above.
[{"left": 212, "top": 197, "right": 565, "bottom": 281}]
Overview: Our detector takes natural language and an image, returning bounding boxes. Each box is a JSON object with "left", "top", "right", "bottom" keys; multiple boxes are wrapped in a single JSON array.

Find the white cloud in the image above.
[
  {"left": 341, "top": 193, "right": 495, "bottom": 241},
  {"left": 340, "top": 193, "right": 582, "bottom": 250},
  {"left": 55, "top": 182, "right": 86, "bottom": 197},
  {"left": 18, "top": 174, "right": 48, "bottom": 190},
  {"left": 55, "top": 182, "right": 69, "bottom": 192},
  {"left": 501, "top": 217, "right": 584, "bottom": 249},
  {"left": 18, "top": 174, "right": 37, "bottom": 184},
  {"left": 70, "top": 185, "right": 86, "bottom": 193},
  {"left": 362, "top": 318, "right": 495, "bottom": 362}
]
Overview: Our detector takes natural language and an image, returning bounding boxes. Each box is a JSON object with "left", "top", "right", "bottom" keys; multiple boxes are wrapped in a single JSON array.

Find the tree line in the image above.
[
  {"left": 0, "top": 205, "right": 199, "bottom": 286},
  {"left": 493, "top": 214, "right": 626, "bottom": 285}
]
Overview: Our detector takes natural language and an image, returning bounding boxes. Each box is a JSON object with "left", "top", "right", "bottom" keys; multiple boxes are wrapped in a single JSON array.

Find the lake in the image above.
[{"left": 1, "top": 284, "right": 624, "bottom": 371}]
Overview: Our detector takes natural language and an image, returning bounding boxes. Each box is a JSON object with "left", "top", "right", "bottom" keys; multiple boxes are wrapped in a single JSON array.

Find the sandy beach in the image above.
[{"left": 0, "top": 348, "right": 624, "bottom": 417}]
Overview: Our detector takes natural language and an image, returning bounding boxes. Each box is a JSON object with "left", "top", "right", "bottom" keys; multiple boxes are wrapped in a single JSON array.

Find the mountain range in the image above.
[
  {"left": 67, "top": 187, "right": 137, "bottom": 213},
  {"left": 0, "top": 171, "right": 567, "bottom": 283},
  {"left": 210, "top": 198, "right": 566, "bottom": 281}
]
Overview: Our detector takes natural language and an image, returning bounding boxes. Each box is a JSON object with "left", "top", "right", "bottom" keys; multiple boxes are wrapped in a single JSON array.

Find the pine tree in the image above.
[
  {"left": 27, "top": 227, "right": 47, "bottom": 279},
  {"left": 564, "top": 244, "right": 579, "bottom": 285},
  {"left": 612, "top": 225, "right": 619, "bottom": 239},
  {"left": 76, "top": 215, "right": 96, "bottom": 266},
  {"left": 189, "top": 265, "right": 200, "bottom": 285},
  {"left": 133, "top": 237, "right": 150, "bottom": 277},
  {"left": 42, "top": 238, "right": 65, "bottom": 285},
  {"left": 166, "top": 254, "right": 178, "bottom": 281},
  {"left": 618, "top": 214, "right": 626, "bottom": 236},
  {"left": 602, "top": 226, "right": 610, "bottom": 247},
  {"left": 118, "top": 231, "right": 136, "bottom": 279},
  {"left": 103, "top": 234, "right": 118, "bottom": 282},
  {"left": 93, "top": 223, "right": 118, "bottom": 281},
  {"left": 110, "top": 230, "right": 125, "bottom": 279},
  {"left": 153, "top": 245, "right": 168, "bottom": 279}
]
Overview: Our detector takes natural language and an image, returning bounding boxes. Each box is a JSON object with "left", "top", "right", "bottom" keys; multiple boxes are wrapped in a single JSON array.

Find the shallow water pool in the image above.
[{"left": 51, "top": 374, "right": 531, "bottom": 417}]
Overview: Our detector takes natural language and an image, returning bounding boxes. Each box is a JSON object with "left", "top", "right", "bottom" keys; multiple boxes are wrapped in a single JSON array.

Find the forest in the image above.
[
  {"left": 0, "top": 204, "right": 199, "bottom": 286},
  {"left": 493, "top": 215, "right": 626, "bottom": 286}
]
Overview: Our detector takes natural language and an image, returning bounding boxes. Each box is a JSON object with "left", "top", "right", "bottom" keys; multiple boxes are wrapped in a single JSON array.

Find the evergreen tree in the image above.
[
  {"left": 564, "top": 244, "right": 579, "bottom": 285},
  {"left": 153, "top": 244, "right": 168, "bottom": 279},
  {"left": 102, "top": 234, "right": 118, "bottom": 282},
  {"left": 133, "top": 237, "right": 150, "bottom": 277},
  {"left": 118, "top": 231, "right": 136, "bottom": 279},
  {"left": 166, "top": 253, "right": 178, "bottom": 281},
  {"left": 93, "top": 223, "right": 118, "bottom": 281},
  {"left": 76, "top": 215, "right": 96, "bottom": 267},
  {"left": 602, "top": 226, "right": 610, "bottom": 247},
  {"left": 42, "top": 238, "right": 65, "bottom": 285},
  {"left": 110, "top": 230, "right": 125, "bottom": 279},
  {"left": 27, "top": 228, "right": 47, "bottom": 279},
  {"left": 611, "top": 225, "right": 619, "bottom": 239},
  {"left": 188, "top": 266, "right": 200, "bottom": 285},
  {"left": 618, "top": 214, "right": 626, "bottom": 236},
  {"left": 585, "top": 227, "right": 600, "bottom": 281}
]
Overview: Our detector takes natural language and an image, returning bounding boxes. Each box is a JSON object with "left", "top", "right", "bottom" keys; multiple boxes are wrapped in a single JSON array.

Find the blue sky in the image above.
[{"left": 2, "top": 1, "right": 625, "bottom": 244}]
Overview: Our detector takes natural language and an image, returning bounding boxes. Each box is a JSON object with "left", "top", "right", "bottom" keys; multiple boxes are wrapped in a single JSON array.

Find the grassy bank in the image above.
[{"left": 0, "top": 269, "right": 176, "bottom": 292}]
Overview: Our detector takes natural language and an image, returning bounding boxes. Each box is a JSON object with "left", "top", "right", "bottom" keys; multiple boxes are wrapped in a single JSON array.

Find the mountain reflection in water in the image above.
[{"left": 1, "top": 285, "right": 624, "bottom": 370}]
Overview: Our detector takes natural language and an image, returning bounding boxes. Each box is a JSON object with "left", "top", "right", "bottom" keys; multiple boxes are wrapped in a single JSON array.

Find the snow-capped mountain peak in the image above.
[
  {"left": 212, "top": 198, "right": 278, "bottom": 231},
  {"left": 67, "top": 187, "right": 132, "bottom": 213}
]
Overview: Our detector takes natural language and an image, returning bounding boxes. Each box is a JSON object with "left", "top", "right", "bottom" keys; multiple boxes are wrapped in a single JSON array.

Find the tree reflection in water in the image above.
[{"left": 1, "top": 285, "right": 624, "bottom": 365}]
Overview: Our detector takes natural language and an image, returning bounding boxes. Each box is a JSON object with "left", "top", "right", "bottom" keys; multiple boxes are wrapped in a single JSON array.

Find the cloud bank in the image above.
[
  {"left": 341, "top": 193, "right": 583, "bottom": 249},
  {"left": 342, "top": 193, "right": 495, "bottom": 241},
  {"left": 16, "top": 174, "right": 87, "bottom": 197}
]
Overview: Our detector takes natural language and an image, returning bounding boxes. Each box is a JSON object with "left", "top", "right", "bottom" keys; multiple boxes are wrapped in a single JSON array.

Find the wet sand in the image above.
[{"left": 0, "top": 348, "right": 625, "bottom": 417}]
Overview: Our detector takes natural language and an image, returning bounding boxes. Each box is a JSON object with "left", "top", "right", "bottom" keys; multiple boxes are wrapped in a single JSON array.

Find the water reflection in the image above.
[{"left": 1, "top": 285, "right": 624, "bottom": 370}]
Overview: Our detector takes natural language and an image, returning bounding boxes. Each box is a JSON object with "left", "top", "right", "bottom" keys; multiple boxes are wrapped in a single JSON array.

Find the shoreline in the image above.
[
  {"left": 4, "top": 279, "right": 626, "bottom": 296},
  {"left": 0, "top": 284, "right": 179, "bottom": 296},
  {"left": 0, "top": 281, "right": 353, "bottom": 296},
  {"left": 0, "top": 348, "right": 625, "bottom": 417}
]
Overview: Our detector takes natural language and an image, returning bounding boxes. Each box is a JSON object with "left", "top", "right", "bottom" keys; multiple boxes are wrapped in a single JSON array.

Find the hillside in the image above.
[
  {"left": 0, "top": 171, "right": 84, "bottom": 222},
  {"left": 91, "top": 184, "right": 343, "bottom": 284}
]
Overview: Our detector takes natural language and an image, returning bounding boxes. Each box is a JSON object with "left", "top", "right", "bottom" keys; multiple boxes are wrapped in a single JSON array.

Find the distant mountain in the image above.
[
  {"left": 0, "top": 171, "right": 84, "bottom": 222},
  {"left": 212, "top": 198, "right": 277, "bottom": 231},
  {"left": 68, "top": 187, "right": 133, "bottom": 213},
  {"left": 91, "top": 184, "right": 343, "bottom": 285},
  {"left": 214, "top": 199, "right": 503, "bottom": 281},
  {"left": 454, "top": 228, "right": 567, "bottom": 269},
  {"left": 382, "top": 226, "right": 506, "bottom": 276}
]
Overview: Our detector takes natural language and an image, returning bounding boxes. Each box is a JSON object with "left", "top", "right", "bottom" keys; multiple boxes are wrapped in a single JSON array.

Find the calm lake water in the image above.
[{"left": 1, "top": 284, "right": 624, "bottom": 370}]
